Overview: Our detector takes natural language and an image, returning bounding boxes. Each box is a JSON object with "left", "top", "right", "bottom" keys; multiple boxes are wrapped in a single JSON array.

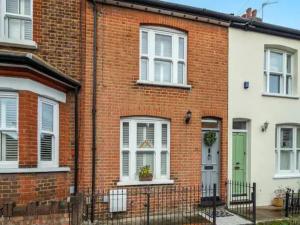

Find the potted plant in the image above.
[
  {"left": 139, "top": 166, "right": 153, "bottom": 181},
  {"left": 272, "top": 186, "right": 290, "bottom": 208}
]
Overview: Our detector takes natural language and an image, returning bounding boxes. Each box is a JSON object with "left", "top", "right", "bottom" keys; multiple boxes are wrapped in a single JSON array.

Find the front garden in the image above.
[{"left": 258, "top": 217, "right": 300, "bottom": 225}]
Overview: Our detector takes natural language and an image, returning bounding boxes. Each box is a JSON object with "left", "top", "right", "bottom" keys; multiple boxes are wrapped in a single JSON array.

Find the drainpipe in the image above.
[
  {"left": 91, "top": 0, "right": 98, "bottom": 222},
  {"left": 74, "top": 87, "right": 79, "bottom": 194}
]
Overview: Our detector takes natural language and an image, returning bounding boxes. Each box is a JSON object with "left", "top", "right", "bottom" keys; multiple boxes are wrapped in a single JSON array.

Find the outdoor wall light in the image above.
[
  {"left": 261, "top": 121, "right": 269, "bottom": 132},
  {"left": 185, "top": 110, "right": 192, "bottom": 124},
  {"left": 244, "top": 81, "right": 249, "bottom": 89}
]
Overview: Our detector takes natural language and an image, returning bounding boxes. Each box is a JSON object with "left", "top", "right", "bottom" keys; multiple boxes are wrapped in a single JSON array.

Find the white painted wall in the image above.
[{"left": 229, "top": 28, "right": 300, "bottom": 206}]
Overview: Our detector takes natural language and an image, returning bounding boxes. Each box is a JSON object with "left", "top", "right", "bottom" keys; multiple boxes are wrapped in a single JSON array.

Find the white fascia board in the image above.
[{"left": 0, "top": 77, "right": 66, "bottom": 103}]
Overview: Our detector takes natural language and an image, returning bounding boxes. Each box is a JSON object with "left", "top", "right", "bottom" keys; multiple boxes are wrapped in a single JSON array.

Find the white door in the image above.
[{"left": 201, "top": 131, "right": 220, "bottom": 197}]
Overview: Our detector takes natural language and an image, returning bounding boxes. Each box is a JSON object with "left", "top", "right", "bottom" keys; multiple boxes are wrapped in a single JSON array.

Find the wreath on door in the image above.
[{"left": 204, "top": 131, "right": 217, "bottom": 147}]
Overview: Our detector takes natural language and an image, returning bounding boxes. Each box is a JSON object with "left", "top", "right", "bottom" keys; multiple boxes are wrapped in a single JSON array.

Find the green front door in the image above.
[{"left": 232, "top": 132, "right": 247, "bottom": 184}]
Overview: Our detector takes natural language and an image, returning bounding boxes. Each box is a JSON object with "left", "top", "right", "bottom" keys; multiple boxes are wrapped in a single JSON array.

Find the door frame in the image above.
[
  {"left": 201, "top": 118, "right": 221, "bottom": 197},
  {"left": 232, "top": 119, "right": 250, "bottom": 183}
]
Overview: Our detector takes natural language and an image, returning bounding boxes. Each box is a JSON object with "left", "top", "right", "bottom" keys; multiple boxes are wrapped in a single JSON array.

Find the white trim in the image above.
[
  {"left": 262, "top": 93, "right": 299, "bottom": 99},
  {"left": 0, "top": 39, "right": 37, "bottom": 49},
  {"left": 136, "top": 80, "right": 191, "bottom": 89},
  {"left": 0, "top": 167, "right": 70, "bottom": 174},
  {"left": 273, "top": 174, "right": 300, "bottom": 179},
  {"left": 0, "top": 77, "right": 66, "bottom": 103},
  {"left": 117, "top": 179, "right": 174, "bottom": 186},
  {"left": 38, "top": 97, "right": 59, "bottom": 168}
]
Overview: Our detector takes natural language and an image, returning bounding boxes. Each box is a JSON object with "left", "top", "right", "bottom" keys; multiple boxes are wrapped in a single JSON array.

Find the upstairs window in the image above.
[
  {"left": 0, "top": 0, "right": 33, "bottom": 42},
  {"left": 38, "top": 97, "right": 59, "bottom": 168},
  {"left": 0, "top": 93, "right": 18, "bottom": 168},
  {"left": 264, "top": 49, "right": 294, "bottom": 95},
  {"left": 140, "top": 26, "right": 187, "bottom": 86},
  {"left": 120, "top": 117, "right": 170, "bottom": 183}
]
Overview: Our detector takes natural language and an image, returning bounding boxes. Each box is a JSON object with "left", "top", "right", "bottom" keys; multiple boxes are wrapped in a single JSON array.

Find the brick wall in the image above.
[{"left": 80, "top": 3, "right": 228, "bottom": 196}]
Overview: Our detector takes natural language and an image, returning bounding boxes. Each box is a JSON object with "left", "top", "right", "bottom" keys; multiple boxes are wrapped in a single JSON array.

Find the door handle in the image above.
[
  {"left": 234, "top": 166, "right": 240, "bottom": 170},
  {"left": 236, "top": 162, "right": 240, "bottom": 165}
]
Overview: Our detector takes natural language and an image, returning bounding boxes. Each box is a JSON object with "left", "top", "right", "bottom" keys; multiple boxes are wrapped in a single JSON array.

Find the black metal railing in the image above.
[
  {"left": 285, "top": 189, "right": 300, "bottom": 217},
  {"left": 70, "top": 185, "right": 218, "bottom": 225},
  {"left": 226, "top": 180, "right": 256, "bottom": 224}
]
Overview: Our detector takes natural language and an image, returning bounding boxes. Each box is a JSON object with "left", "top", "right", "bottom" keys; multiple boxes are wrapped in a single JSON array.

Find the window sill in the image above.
[
  {"left": 137, "top": 80, "right": 192, "bottom": 90},
  {"left": 0, "top": 167, "right": 70, "bottom": 174},
  {"left": 0, "top": 39, "right": 37, "bottom": 49},
  {"left": 117, "top": 179, "right": 174, "bottom": 186},
  {"left": 262, "top": 93, "right": 299, "bottom": 99},
  {"left": 273, "top": 174, "right": 300, "bottom": 179}
]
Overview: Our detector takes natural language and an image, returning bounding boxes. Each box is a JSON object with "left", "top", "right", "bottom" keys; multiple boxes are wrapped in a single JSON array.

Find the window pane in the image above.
[
  {"left": 24, "top": 20, "right": 32, "bottom": 40},
  {"left": 40, "top": 133, "right": 53, "bottom": 161},
  {"left": 155, "top": 34, "right": 172, "bottom": 57},
  {"left": 202, "top": 119, "right": 219, "bottom": 129},
  {"left": 287, "top": 55, "right": 292, "bottom": 74},
  {"left": 178, "top": 62, "right": 184, "bottom": 84},
  {"left": 281, "top": 128, "right": 293, "bottom": 148},
  {"left": 122, "top": 122, "right": 129, "bottom": 148},
  {"left": 5, "top": 98, "right": 17, "bottom": 129},
  {"left": 136, "top": 152, "right": 154, "bottom": 176},
  {"left": 1, "top": 132, "right": 18, "bottom": 161},
  {"left": 137, "top": 123, "right": 154, "bottom": 148},
  {"left": 233, "top": 121, "right": 247, "bottom": 130},
  {"left": 161, "top": 152, "right": 167, "bottom": 175},
  {"left": 270, "top": 52, "right": 283, "bottom": 73},
  {"left": 286, "top": 75, "right": 292, "bottom": 95},
  {"left": 42, "top": 103, "right": 54, "bottom": 132},
  {"left": 155, "top": 60, "right": 171, "bottom": 82},
  {"left": 141, "top": 31, "right": 148, "bottom": 55},
  {"left": 122, "top": 151, "right": 129, "bottom": 176},
  {"left": 178, "top": 37, "right": 184, "bottom": 59},
  {"left": 6, "top": 0, "right": 19, "bottom": 14},
  {"left": 141, "top": 58, "right": 148, "bottom": 81},
  {"left": 162, "top": 124, "right": 168, "bottom": 149},
  {"left": 280, "top": 151, "right": 291, "bottom": 170},
  {"left": 264, "top": 51, "right": 267, "bottom": 71},
  {"left": 269, "top": 74, "right": 281, "bottom": 94},
  {"left": 20, "top": 0, "right": 31, "bottom": 15},
  {"left": 8, "top": 18, "right": 22, "bottom": 40}
]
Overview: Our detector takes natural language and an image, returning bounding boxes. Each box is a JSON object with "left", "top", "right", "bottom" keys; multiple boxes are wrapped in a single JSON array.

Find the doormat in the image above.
[{"left": 204, "top": 209, "right": 233, "bottom": 218}]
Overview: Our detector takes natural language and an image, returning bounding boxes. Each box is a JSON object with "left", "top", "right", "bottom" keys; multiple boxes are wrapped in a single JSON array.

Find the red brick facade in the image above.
[
  {"left": 79, "top": 3, "right": 228, "bottom": 196},
  {"left": 0, "top": 0, "right": 81, "bottom": 204}
]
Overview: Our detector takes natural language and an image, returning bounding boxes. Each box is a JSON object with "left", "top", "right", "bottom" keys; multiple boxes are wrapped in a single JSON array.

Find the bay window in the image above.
[
  {"left": 0, "top": 0, "right": 33, "bottom": 44},
  {"left": 140, "top": 26, "right": 187, "bottom": 86},
  {"left": 120, "top": 117, "right": 170, "bottom": 183},
  {"left": 276, "top": 125, "right": 300, "bottom": 175},
  {"left": 38, "top": 97, "right": 59, "bottom": 168},
  {"left": 264, "top": 49, "right": 294, "bottom": 95},
  {"left": 0, "top": 93, "right": 18, "bottom": 168}
]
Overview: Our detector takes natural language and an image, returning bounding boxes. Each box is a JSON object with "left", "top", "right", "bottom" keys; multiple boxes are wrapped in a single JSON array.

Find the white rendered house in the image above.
[{"left": 229, "top": 25, "right": 300, "bottom": 206}]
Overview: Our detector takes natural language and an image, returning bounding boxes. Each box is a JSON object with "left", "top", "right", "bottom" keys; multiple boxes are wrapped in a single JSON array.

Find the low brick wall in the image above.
[{"left": 0, "top": 213, "right": 70, "bottom": 225}]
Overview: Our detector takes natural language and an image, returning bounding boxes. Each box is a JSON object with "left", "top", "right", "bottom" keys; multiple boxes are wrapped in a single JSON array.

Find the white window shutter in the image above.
[
  {"left": 42, "top": 103, "right": 53, "bottom": 132},
  {"left": 24, "top": 20, "right": 32, "bottom": 40},
  {"left": 4, "top": 132, "right": 18, "bottom": 161},
  {"left": 162, "top": 124, "right": 167, "bottom": 148},
  {"left": 161, "top": 152, "right": 167, "bottom": 175},
  {"left": 136, "top": 152, "right": 143, "bottom": 175},
  {"left": 6, "top": 0, "right": 19, "bottom": 14},
  {"left": 40, "top": 134, "right": 53, "bottom": 161},
  {"left": 146, "top": 124, "right": 154, "bottom": 146},
  {"left": 20, "top": 0, "right": 31, "bottom": 15},
  {"left": 5, "top": 98, "right": 17, "bottom": 129},
  {"left": 122, "top": 122, "right": 129, "bottom": 148},
  {"left": 122, "top": 152, "right": 129, "bottom": 176},
  {"left": 0, "top": 99, "right": 2, "bottom": 127}
]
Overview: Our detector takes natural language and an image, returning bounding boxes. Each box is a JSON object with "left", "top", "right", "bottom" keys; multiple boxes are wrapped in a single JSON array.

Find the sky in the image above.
[{"left": 164, "top": 0, "right": 300, "bottom": 30}]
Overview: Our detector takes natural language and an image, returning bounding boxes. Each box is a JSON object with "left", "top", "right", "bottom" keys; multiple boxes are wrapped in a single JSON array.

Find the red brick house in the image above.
[
  {"left": 0, "top": 0, "right": 81, "bottom": 204},
  {"left": 79, "top": 0, "right": 229, "bottom": 200}
]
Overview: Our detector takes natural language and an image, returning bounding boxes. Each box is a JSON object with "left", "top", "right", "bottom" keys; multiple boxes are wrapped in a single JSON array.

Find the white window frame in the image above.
[
  {"left": 0, "top": 92, "right": 18, "bottom": 169},
  {"left": 276, "top": 125, "right": 300, "bottom": 176},
  {"left": 38, "top": 97, "right": 59, "bottom": 168},
  {"left": 0, "top": 0, "right": 36, "bottom": 47},
  {"left": 120, "top": 117, "right": 170, "bottom": 183},
  {"left": 139, "top": 26, "right": 188, "bottom": 87},
  {"left": 264, "top": 49, "right": 294, "bottom": 96}
]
